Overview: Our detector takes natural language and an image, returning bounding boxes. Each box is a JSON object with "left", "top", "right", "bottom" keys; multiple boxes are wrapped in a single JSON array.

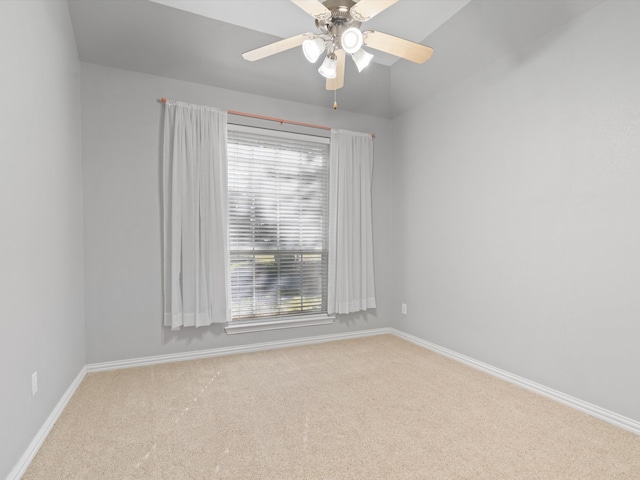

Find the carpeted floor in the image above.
[{"left": 23, "top": 334, "right": 640, "bottom": 479}]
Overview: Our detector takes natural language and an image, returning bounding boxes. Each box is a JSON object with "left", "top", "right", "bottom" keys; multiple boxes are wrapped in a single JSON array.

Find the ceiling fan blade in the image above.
[
  {"left": 363, "top": 30, "right": 434, "bottom": 64},
  {"left": 290, "top": 0, "right": 331, "bottom": 20},
  {"left": 242, "top": 33, "right": 310, "bottom": 62},
  {"left": 350, "top": 0, "right": 399, "bottom": 22},
  {"left": 326, "top": 49, "right": 346, "bottom": 91}
]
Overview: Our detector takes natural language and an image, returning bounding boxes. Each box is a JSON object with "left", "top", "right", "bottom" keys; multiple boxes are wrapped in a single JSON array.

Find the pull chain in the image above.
[{"left": 333, "top": 89, "right": 338, "bottom": 110}]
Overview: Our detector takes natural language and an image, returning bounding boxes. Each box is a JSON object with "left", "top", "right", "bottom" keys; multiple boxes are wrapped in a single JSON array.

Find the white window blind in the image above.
[{"left": 227, "top": 127, "right": 329, "bottom": 321}]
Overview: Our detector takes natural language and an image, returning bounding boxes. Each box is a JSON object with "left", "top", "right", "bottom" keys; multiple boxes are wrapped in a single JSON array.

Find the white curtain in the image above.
[
  {"left": 328, "top": 129, "right": 376, "bottom": 315},
  {"left": 162, "top": 101, "right": 230, "bottom": 330}
]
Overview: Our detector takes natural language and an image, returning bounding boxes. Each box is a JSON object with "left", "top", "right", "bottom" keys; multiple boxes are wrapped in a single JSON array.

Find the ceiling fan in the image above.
[{"left": 242, "top": 0, "right": 434, "bottom": 91}]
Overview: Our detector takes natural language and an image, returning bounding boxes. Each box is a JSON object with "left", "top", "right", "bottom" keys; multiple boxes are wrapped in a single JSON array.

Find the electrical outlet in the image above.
[
  {"left": 401, "top": 303, "right": 407, "bottom": 315},
  {"left": 32, "top": 372, "right": 38, "bottom": 396}
]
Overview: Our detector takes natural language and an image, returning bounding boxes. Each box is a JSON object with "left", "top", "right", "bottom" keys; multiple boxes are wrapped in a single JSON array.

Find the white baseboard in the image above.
[
  {"left": 389, "top": 328, "right": 640, "bottom": 436},
  {"left": 9, "top": 328, "right": 390, "bottom": 478},
  {"left": 86, "top": 327, "right": 392, "bottom": 372},
  {"left": 11, "top": 325, "right": 640, "bottom": 479},
  {"left": 7, "top": 366, "right": 86, "bottom": 480}
]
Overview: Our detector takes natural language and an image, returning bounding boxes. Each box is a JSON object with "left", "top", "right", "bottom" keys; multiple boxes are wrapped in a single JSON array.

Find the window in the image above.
[{"left": 227, "top": 126, "right": 330, "bottom": 323}]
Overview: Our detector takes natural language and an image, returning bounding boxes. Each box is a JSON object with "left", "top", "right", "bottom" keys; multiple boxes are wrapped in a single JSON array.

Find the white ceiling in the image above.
[
  {"left": 148, "top": 0, "right": 471, "bottom": 66},
  {"left": 67, "top": 0, "right": 605, "bottom": 118}
]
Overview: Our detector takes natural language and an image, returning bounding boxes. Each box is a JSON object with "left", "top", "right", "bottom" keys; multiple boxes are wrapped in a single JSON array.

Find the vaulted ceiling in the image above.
[{"left": 68, "top": 0, "right": 604, "bottom": 118}]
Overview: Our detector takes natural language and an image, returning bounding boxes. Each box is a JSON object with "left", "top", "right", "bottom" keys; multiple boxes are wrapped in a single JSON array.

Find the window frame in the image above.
[{"left": 224, "top": 124, "right": 334, "bottom": 334}]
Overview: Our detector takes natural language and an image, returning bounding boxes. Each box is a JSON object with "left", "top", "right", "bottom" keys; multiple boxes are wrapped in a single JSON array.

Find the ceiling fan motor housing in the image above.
[{"left": 317, "top": 0, "right": 362, "bottom": 50}]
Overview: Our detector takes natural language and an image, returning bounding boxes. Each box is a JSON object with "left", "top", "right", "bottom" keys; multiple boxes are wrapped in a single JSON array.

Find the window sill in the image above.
[{"left": 224, "top": 314, "right": 335, "bottom": 335}]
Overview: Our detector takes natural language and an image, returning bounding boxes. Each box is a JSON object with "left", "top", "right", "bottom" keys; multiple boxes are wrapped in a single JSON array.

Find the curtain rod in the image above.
[{"left": 160, "top": 98, "right": 375, "bottom": 138}]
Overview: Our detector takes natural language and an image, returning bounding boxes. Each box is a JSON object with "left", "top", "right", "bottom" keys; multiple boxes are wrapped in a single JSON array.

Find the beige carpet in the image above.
[{"left": 23, "top": 334, "right": 640, "bottom": 479}]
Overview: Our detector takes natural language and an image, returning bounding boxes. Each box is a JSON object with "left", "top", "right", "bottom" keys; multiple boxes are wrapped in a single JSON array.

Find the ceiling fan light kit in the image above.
[
  {"left": 351, "top": 47, "right": 374, "bottom": 72},
  {"left": 243, "top": 0, "right": 434, "bottom": 100},
  {"left": 341, "top": 27, "right": 363, "bottom": 54},
  {"left": 318, "top": 53, "right": 338, "bottom": 78},
  {"left": 302, "top": 36, "right": 326, "bottom": 63}
]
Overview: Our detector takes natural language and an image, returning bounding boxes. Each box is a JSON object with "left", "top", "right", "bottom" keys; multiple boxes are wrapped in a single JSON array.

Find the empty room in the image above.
[{"left": 2, "top": 0, "right": 639, "bottom": 478}]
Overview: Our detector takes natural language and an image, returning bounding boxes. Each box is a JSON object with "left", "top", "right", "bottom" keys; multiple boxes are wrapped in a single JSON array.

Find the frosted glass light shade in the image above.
[
  {"left": 341, "top": 27, "right": 363, "bottom": 54},
  {"left": 351, "top": 48, "right": 374, "bottom": 72},
  {"left": 302, "top": 37, "right": 325, "bottom": 63},
  {"left": 318, "top": 54, "right": 337, "bottom": 79}
]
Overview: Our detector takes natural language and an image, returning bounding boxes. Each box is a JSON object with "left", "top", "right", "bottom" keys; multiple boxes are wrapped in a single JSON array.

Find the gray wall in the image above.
[
  {"left": 81, "top": 63, "right": 394, "bottom": 364},
  {"left": 392, "top": 0, "right": 640, "bottom": 422},
  {"left": 5, "top": 2, "right": 638, "bottom": 476},
  {"left": 0, "top": 2, "right": 85, "bottom": 478}
]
